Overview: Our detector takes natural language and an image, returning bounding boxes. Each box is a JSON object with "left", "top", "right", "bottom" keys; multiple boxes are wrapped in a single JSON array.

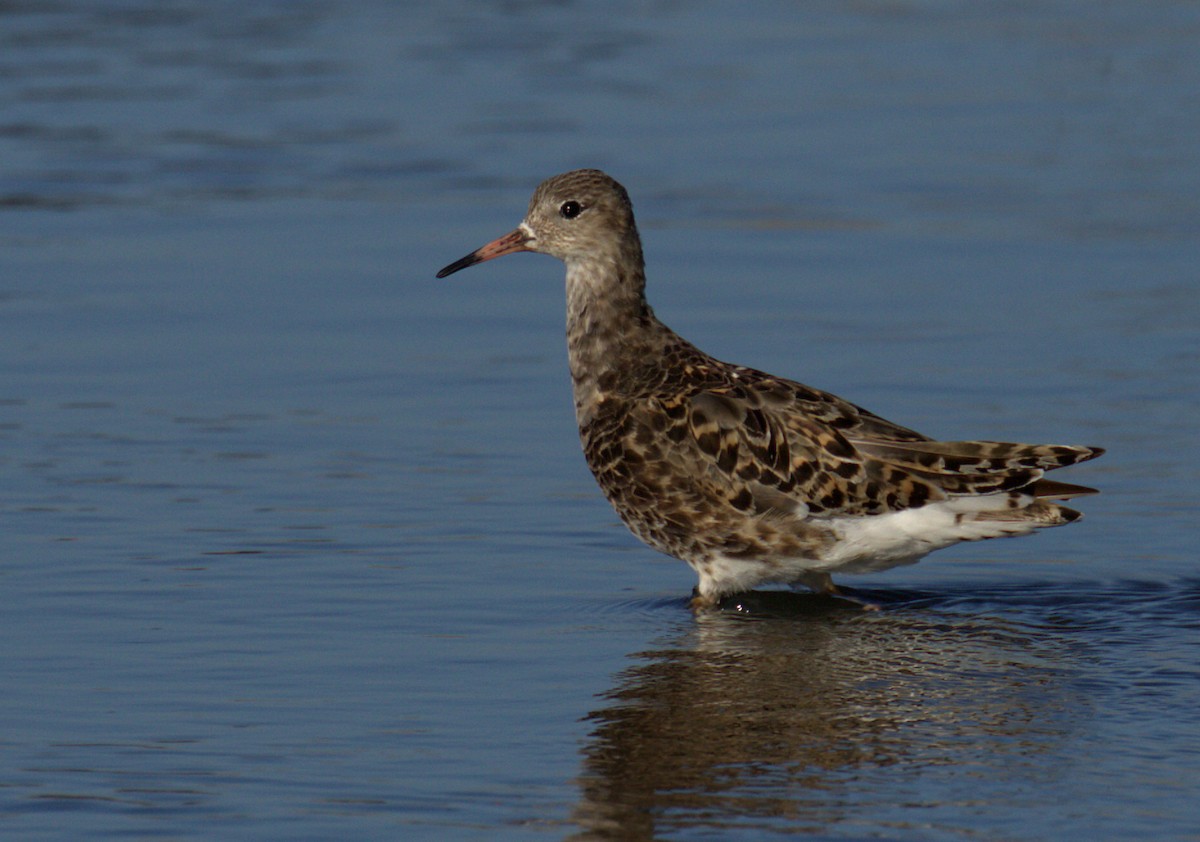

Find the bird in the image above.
[{"left": 436, "top": 169, "right": 1104, "bottom": 608}]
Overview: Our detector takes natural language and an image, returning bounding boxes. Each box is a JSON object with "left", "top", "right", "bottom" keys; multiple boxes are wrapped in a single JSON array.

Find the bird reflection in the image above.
[{"left": 570, "top": 591, "right": 1081, "bottom": 839}]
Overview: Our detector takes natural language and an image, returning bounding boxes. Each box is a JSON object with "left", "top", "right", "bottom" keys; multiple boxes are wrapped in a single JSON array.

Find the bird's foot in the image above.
[
  {"left": 832, "top": 590, "right": 882, "bottom": 612},
  {"left": 690, "top": 586, "right": 880, "bottom": 614},
  {"left": 798, "top": 572, "right": 880, "bottom": 611}
]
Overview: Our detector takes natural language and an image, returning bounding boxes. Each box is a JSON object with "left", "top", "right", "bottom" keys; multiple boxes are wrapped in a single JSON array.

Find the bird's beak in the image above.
[{"left": 436, "top": 227, "right": 533, "bottom": 278}]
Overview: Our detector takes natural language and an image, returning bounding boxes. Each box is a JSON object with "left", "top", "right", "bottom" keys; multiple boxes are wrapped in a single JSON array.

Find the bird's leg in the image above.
[{"left": 797, "top": 571, "right": 838, "bottom": 595}]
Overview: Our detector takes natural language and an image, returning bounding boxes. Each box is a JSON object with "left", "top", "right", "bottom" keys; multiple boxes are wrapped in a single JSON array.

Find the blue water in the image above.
[{"left": 2, "top": 2, "right": 1198, "bottom": 839}]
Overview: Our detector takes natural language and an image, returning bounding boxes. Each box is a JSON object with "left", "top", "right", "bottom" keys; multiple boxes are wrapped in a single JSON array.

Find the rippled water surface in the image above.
[{"left": 2, "top": 2, "right": 1198, "bottom": 839}]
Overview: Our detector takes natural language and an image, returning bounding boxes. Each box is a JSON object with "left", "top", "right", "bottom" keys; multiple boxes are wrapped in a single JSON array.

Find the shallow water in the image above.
[{"left": 2, "top": 1, "right": 1199, "bottom": 839}]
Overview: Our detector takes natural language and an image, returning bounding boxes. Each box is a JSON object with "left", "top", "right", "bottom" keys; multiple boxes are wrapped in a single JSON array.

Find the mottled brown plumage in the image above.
[{"left": 437, "top": 169, "right": 1104, "bottom": 605}]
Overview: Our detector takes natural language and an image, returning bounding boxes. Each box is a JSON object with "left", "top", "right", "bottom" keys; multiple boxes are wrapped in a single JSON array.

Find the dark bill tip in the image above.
[{"left": 436, "top": 252, "right": 481, "bottom": 278}]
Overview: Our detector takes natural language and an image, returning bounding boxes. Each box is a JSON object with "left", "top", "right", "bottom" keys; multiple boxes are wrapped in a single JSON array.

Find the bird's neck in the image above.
[{"left": 564, "top": 252, "right": 664, "bottom": 419}]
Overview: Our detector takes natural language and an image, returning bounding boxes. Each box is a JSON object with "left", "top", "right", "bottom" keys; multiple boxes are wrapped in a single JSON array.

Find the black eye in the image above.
[{"left": 559, "top": 200, "right": 583, "bottom": 219}]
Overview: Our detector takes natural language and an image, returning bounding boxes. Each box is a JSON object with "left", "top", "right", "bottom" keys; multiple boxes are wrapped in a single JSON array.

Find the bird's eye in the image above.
[{"left": 559, "top": 200, "right": 583, "bottom": 219}]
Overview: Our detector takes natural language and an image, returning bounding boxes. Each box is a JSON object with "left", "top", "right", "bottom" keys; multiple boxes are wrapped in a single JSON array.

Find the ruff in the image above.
[{"left": 437, "top": 169, "right": 1103, "bottom": 606}]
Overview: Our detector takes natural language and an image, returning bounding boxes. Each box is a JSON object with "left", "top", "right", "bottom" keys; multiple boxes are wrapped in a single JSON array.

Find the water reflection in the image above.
[{"left": 572, "top": 593, "right": 1082, "bottom": 839}]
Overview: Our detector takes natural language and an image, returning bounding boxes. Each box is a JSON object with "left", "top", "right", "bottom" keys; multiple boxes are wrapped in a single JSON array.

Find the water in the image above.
[{"left": 2, "top": 1, "right": 1198, "bottom": 839}]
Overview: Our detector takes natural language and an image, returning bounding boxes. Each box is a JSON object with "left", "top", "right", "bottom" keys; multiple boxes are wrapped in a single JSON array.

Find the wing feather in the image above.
[{"left": 633, "top": 371, "right": 1103, "bottom": 520}]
